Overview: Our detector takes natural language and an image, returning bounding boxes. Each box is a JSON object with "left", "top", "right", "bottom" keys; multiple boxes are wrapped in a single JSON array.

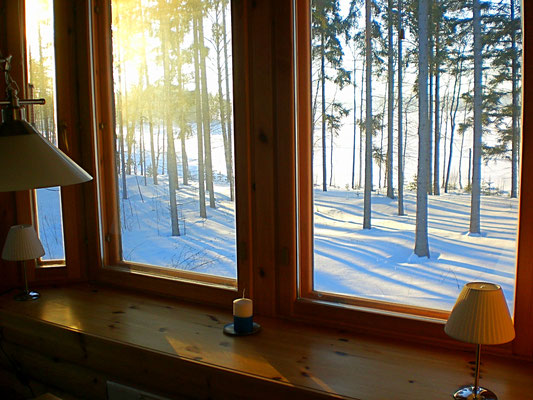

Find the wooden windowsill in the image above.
[{"left": 0, "top": 284, "right": 531, "bottom": 400}]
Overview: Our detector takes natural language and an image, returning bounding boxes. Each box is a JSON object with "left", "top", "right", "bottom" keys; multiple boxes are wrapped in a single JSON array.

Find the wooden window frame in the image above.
[
  {"left": 88, "top": 0, "right": 255, "bottom": 308},
  {"left": 0, "top": 0, "right": 93, "bottom": 286},
  {"left": 274, "top": 0, "right": 533, "bottom": 359}
]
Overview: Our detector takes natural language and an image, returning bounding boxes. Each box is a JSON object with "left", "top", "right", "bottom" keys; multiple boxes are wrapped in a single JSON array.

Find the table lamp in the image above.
[
  {"left": 2, "top": 225, "right": 45, "bottom": 300},
  {"left": 444, "top": 282, "right": 515, "bottom": 400}
]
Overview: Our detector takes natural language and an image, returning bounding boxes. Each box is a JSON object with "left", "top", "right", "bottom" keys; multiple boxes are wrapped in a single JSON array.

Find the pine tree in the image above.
[{"left": 414, "top": 0, "right": 430, "bottom": 257}]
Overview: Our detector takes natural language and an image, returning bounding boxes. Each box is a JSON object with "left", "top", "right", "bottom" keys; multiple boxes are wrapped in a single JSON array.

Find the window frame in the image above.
[
  {"left": 279, "top": 0, "right": 533, "bottom": 359},
  {"left": 88, "top": 0, "right": 253, "bottom": 307},
  {"left": 2, "top": 0, "right": 92, "bottom": 285}
]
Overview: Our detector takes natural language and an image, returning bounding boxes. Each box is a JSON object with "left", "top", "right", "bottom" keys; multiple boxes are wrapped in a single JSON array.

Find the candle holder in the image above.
[{"left": 223, "top": 321, "right": 261, "bottom": 336}]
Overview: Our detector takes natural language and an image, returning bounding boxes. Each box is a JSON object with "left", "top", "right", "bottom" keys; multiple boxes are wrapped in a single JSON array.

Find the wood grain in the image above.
[{"left": 0, "top": 285, "right": 531, "bottom": 400}]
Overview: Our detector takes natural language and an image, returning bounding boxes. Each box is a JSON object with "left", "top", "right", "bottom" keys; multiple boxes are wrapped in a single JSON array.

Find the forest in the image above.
[
  {"left": 312, "top": 0, "right": 521, "bottom": 259},
  {"left": 26, "top": 0, "right": 522, "bottom": 308}
]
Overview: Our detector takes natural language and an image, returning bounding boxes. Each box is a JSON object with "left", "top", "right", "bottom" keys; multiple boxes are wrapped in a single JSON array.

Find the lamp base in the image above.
[
  {"left": 14, "top": 291, "right": 40, "bottom": 301},
  {"left": 453, "top": 385, "right": 498, "bottom": 400}
]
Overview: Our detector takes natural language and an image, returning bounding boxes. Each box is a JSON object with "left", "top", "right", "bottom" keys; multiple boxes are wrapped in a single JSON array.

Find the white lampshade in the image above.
[
  {"left": 2, "top": 224, "right": 45, "bottom": 261},
  {"left": 0, "top": 119, "right": 92, "bottom": 192},
  {"left": 445, "top": 282, "right": 515, "bottom": 345}
]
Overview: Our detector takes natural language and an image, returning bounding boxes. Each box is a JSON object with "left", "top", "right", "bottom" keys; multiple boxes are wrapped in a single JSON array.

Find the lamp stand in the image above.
[
  {"left": 14, "top": 260, "right": 40, "bottom": 301},
  {"left": 453, "top": 344, "right": 498, "bottom": 400}
]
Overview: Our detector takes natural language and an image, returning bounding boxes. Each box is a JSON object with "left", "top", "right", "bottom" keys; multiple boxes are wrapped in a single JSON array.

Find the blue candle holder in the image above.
[
  {"left": 223, "top": 317, "right": 261, "bottom": 336},
  {"left": 234, "top": 315, "right": 253, "bottom": 334}
]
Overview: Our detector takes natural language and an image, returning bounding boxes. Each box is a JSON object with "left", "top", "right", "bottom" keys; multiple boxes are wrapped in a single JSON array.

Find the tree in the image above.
[
  {"left": 159, "top": 0, "right": 180, "bottom": 236},
  {"left": 198, "top": 5, "right": 216, "bottom": 209},
  {"left": 326, "top": 101, "right": 350, "bottom": 187},
  {"left": 397, "top": 0, "right": 404, "bottom": 215},
  {"left": 363, "top": 0, "right": 372, "bottom": 229},
  {"left": 312, "top": 0, "right": 350, "bottom": 192},
  {"left": 470, "top": 0, "right": 482, "bottom": 234},
  {"left": 193, "top": 11, "right": 207, "bottom": 219},
  {"left": 414, "top": 0, "right": 430, "bottom": 257},
  {"left": 386, "top": 0, "right": 394, "bottom": 199},
  {"left": 213, "top": 0, "right": 234, "bottom": 200}
]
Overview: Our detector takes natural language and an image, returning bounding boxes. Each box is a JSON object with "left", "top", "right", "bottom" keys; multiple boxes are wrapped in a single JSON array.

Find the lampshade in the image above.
[
  {"left": 0, "top": 119, "right": 92, "bottom": 192},
  {"left": 445, "top": 282, "right": 515, "bottom": 345},
  {"left": 2, "top": 224, "right": 45, "bottom": 261}
]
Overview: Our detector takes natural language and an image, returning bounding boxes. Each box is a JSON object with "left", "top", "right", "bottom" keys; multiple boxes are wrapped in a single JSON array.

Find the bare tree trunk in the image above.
[
  {"left": 359, "top": 59, "right": 365, "bottom": 189},
  {"left": 445, "top": 56, "right": 464, "bottom": 192},
  {"left": 222, "top": 0, "right": 234, "bottom": 201},
  {"left": 215, "top": 0, "right": 232, "bottom": 196},
  {"left": 141, "top": 3, "right": 158, "bottom": 185},
  {"left": 470, "top": 0, "right": 482, "bottom": 234},
  {"left": 433, "top": 23, "right": 441, "bottom": 196},
  {"left": 161, "top": 7, "right": 180, "bottom": 236},
  {"left": 428, "top": 34, "right": 433, "bottom": 195},
  {"left": 363, "top": 0, "right": 372, "bottom": 229},
  {"left": 467, "top": 148, "right": 472, "bottom": 187},
  {"left": 510, "top": 0, "right": 519, "bottom": 198},
  {"left": 415, "top": 0, "right": 430, "bottom": 257},
  {"left": 386, "top": 0, "right": 394, "bottom": 199},
  {"left": 329, "top": 124, "right": 334, "bottom": 187},
  {"left": 116, "top": 48, "right": 128, "bottom": 200},
  {"left": 352, "top": 52, "right": 357, "bottom": 190},
  {"left": 397, "top": 0, "right": 404, "bottom": 215},
  {"left": 198, "top": 12, "right": 216, "bottom": 208},
  {"left": 321, "top": 31, "right": 328, "bottom": 192},
  {"left": 194, "top": 14, "right": 207, "bottom": 218}
]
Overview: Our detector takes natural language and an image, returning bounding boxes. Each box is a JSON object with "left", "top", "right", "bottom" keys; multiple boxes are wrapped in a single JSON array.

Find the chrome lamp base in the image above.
[
  {"left": 14, "top": 290, "right": 40, "bottom": 301},
  {"left": 453, "top": 385, "right": 498, "bottom": 400}
]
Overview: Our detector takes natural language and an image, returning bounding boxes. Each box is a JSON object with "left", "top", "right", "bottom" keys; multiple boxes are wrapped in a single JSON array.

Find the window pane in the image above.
[
  {"left": 111, "top": 0, "right": 236, "bottom": 279},
  {"left": 309, "top": 0, "right": 520, "bottom": 311},
  {"left": 26, "top": 0, "right": 65, "bottom": 261}
]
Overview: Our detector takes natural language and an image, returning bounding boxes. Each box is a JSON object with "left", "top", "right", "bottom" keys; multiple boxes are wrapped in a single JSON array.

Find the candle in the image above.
[
  {"left": 233, "top": 297, "right": 253, "bottom": 334},
  {"left": 233, "top": 298, "right": 253, "bottom": 317}
]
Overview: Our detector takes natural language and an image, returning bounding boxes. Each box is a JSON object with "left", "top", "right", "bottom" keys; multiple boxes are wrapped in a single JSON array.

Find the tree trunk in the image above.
[
  {"left": 222, "top": 0, "right": 235, "bottom": 201},
  {"left": 414, "top": 0, "right": 430, "bottom": 257},
  {"left": 397, "top": 0, "right": 404, "bottom": 215},
  {"left": 386, "top": 0, "right": 394, "bottom": 199},
  {"left": 363, "top": 0, "right": 372, "bottom": 229},
  {"left": 215, "top": 0, "right": 232, "bottom": 197},
  {"left": 359, "top": 59, "right": 365, "bottom": 189},
  {"left": 433, "top": 24, "right": 440, "bottom": 196},
  {"left": 352, "top": 53, "right": 357, "bottom": 190},
  {"left": 141, "top": 3, "right": 158, "bottom": 185},
  {"left": 161, "top": 7, "right": 180, "bottom": 236},
  {"left": 470, "top": 0, "right": 482, "bottom": 234},
  {"left": 194, "top": 14, "right": 207, "bottom": 218},
  {"left": 198, "top": 12, "right": 216, "bottom": 209},
  {"left": 428, "top": 34, "right": 433, "bottom": 196},
  {"left": 176, "top": 31, "right": 189, "bottom": 187},
  {"left": 329, "top": 123, "right": 334, "bottom": 187},
  {"left": 321, "top": 31, "right": 327, "bottom": 192},
  {"left": 116, "top": 49, "right": 128, "bottom": 200},
  {"left": 445, "top": 56, "right": 463, "bottom": 193},
  {"left": 511, "top": 0, "right": 519, "bottom": 198}
]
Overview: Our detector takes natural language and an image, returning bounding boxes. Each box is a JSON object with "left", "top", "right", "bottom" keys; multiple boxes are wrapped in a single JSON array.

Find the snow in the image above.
[
  {"left": 35, "top": 151, "right": 518, "bottom": 314},
  {"left": 313, "top": 188, "right": 517, "bottom": 311}
]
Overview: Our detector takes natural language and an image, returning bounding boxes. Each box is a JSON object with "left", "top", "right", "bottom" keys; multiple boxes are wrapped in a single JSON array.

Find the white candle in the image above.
[{"left": 233, "top": 297, "right": 253, "bottom": 318}]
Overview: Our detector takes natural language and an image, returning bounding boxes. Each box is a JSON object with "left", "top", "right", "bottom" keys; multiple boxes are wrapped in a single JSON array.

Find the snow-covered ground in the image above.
[
  {"left": 36, "top": 174, "right": 518, "bottom": 313},
  {"left": 313, "top": 188, "right": 517, "bottom": 311}
]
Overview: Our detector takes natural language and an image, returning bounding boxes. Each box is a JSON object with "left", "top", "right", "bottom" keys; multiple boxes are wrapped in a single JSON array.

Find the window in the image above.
[
  {"left": 288, "top": 0, "right": 532, "bottom": 356},
  {"left": 297, "top": 0, "right": 522, "bottom": 317},
  {"left": 25, "top": 0, "right": 66, "bottom": 262},
  {"left": 96, "top": 0, "right": 238, "bottom": 288}
]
